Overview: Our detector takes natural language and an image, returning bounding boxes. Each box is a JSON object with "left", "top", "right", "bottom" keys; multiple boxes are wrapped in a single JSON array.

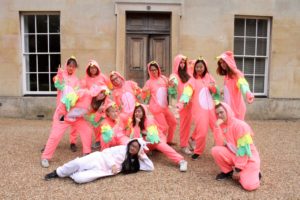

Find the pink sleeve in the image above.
[{"left": 212, "top": 126, "right": 225, "bottom": 146}]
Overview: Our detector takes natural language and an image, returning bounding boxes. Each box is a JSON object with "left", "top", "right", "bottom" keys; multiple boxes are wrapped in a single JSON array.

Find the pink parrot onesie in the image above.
[
  {"left": 217, "top": 51, "right": 254, "bottom": 120},
  {"left": 178, "top": 58, "right": 219, "bottom": 155},
  {"left": 169, "top": 54, "right": 193, "bottom": 148},
  {"left": 130, "top": 104, "right": 185, "bottom": 166},
  {"left": 109, "top": 71, "right": 141, "bottom": 127},
  {"left": 211, "top": 102, "right": 261, "bottom": 191},
  {"left": 41, "top": 90, "right": 97, "bottom": 162},
  {"left": 142, "top": 61, "right": 177, "bottom": 143},
  {"left": 79, "top": 60, "right": 112, "bottom": 143},
  {"left": 55, "top": 138, "right": 154, "bottom": 184}
]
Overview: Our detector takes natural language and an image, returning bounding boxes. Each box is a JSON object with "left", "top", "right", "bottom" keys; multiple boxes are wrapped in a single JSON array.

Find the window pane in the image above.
[
  {"left": 50, "top": 73, "right": 57, "bottom": 91},
  {"left": 246, "top": 19, "right": 256, "bottom": 36},
  {"left": 24, "top": 15, "right": 35, "bottom": 33},
  {"left": 234, "top": 19, "right": 244, "bottom": 36},
  {"left": 37, "top": 35, "right": 48, "bottom": 52},
  {"left": 50, "top": 54, "right": 61, "bottom": 72},
  {"left": 256, "top": 58, "right": 266, "bottom": 75},
  {"left": 49, "top": 15, "right": 60, "bottom": 33},
  {"left": 245, "top": 38, "right": 255, "bottom": 55},
  {"left": 38, "top": 73, "right": 50, "bottom": 91},
  {"left": 25, "top": 54, "right": 37, "bottom": 72},
  {"left": 258, "top": 19, "right": 268, "bottom": 37},
  {"left": 49, "top": 35, "right": 60, "bottom": 52},
  {"left": 234, "top": 37, "right": 244, "bottom": 55},
  {"left": 245, "top": 75, "right": 253, "bottom": 91},
  {"left": 27, "top": 73, "right": 37, "bottom": 91},
  {"left": 244, "top": 58, "right": 254, "bottom": 74},
  {"left": 235, "top": 57, "right": 243, "bottom": 71},
  {"left": 37, "top": 15, "right": 48, "bottom": 33},
  {"left": 257, "top": 38, "right": 267, "bottom": 56},
  {"left": 24, "top": 34, "right": 36, "bottom": 53},
  {"left": 38, "top": 54, "right": 49, "bottom": 72},
  {"left": 254, "top": 76, "right": 264, "bottom": 93}
]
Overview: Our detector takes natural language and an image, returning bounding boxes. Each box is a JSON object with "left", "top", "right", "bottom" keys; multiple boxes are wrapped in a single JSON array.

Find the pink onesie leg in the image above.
[
  {"left": 211, "top": 146, "right": 235, "bottom": 173},
  {"left": 179, "top": 103, "right": 193, "bottom": 147},
  {"left": 153, "top": 142, "right": 183, "bottom": 164},
  {"left": 69, "top": 126, "right": 78, "bottom": 144},
  {"left": 193, "top": 115, "right": 209, "bottom": 155},
  {"left": 74, "top": 119, "right": 92, "bottom": 154},
  {"left": 42, "top": 120, "right": 70, "bottom": 160},
  {"left": 239, "top": 161, "right": 260, "bottom": 191},
  {"left": 164, "top": 108, "right": 177, "bottom": 143}
]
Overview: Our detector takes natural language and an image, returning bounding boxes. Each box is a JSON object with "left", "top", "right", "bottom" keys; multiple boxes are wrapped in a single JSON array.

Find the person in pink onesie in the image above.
[
  {"left": 169, "top": 54, "right": 193, "bottom": 155},
  {"left": 80, "top": 60, "right": 112, "bottom": 149},
  {"left": 41, "top": 86, "right": 102, "bottom": 168},
  {"left": 109, "top": 71, "right": 141, "bottom": 127},
  {"left": 177, "top": 57, "right": 220, "bottom": 160},
  {"left": 211, "top": 102, "right": 261, "bottom": 191},
  {"left": 51, "top": 56, "right": 81, "bottom": 152},
  {"left": 44, "top": 138, "right": 154, "bottom": 183},
  {"left": 142, "top": 61, "right": 177, "bottom": 144},
  {"left": 84, "top": 86, "right": 110, "bottom": 149},
  {"left": 129, "top": 104, "right": 188, "bottom": 172},
  {"left": 94, "top": 99, "right": 130, "bottom": 151},
  {"left": 216, "top": 51, "right": 254, "bottom": 120}
]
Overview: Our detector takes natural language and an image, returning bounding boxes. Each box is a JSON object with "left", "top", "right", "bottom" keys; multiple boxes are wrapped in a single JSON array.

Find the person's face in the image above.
[
  {"left": 219, "top": 59, "right": 228, "bottom": 70},
  {"left": 216, "top": 106, "right": 227, "bottom": 122},
  {"left": 179, "top": 59, "right": 186, "bottom": 69},
  {"left": 128, "top": 141, "right": 140, "bottom": 155},
  {"left": 149, "top": 65, "right": 159, "bottom": 78},
  {"left": 89, "top": 65, "right": 98, "bottom": 77},
  {"left": 110, "top": 74, "right": 122, "bottom": 87},
  {"left": 96, "top": 91, "right": 106, "bottom": 100},
  {"left": 66, "top": 62, "right": 76, "bottom": 75},
  {"left": 106, "top": 106, "right": 118, "bottom": 120},
  {"left": 134, "top": 107, "right": 144, "bottom": 120},
  {"left": 195, "top": 62, "right": 205, "bottom": 77}
]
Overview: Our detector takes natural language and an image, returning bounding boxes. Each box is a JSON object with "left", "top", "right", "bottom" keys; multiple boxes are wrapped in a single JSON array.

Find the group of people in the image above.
[{"left": 41, "top": 51, "right": 261, "bottom": 191}]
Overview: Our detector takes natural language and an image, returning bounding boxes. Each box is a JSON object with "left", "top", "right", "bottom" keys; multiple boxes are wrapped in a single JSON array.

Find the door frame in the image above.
[{"left": 114, "top": 1, "right": 183, "bottom": 76}]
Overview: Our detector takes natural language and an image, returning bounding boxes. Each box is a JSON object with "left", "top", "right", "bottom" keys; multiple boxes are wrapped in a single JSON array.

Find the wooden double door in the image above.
[{"left": 126, "top": 12, "right": 171, "bottom": 87}]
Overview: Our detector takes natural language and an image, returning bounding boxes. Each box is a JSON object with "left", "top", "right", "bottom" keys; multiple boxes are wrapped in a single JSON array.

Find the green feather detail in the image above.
[
  {"left": 101, "top": 125, "right": 114, "bottom": 143},
  {"left": 54, "top": 80, "right": 65, "bottom": 90},
  {"left": 236, "top": 134, "right": 253, "bottom": 157},
  {"left": 146, "top": 125, "right": 160, "bottom": 144},
  {"left": 179, "top": 94, "right": 190, "bottom": 104},
  {"left": 211, "top": 87, "right": 221, "bottom": 105},
  {"left": 168, "top": 87, "right": 177, "bottom": 99}
]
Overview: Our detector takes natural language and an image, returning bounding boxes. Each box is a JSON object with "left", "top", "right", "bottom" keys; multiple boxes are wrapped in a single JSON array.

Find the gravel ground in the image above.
[{"left": 0, "top": 118, "right": 299, "bottom": 200}]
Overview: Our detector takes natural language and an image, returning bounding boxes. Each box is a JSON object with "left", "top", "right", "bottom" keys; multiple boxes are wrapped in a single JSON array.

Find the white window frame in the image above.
[
  {"left": 234, "top": 16, "right": 271, "bottom": 96},
  {"left": 21, "top": 12, "right": 60, "bottom": 95}
]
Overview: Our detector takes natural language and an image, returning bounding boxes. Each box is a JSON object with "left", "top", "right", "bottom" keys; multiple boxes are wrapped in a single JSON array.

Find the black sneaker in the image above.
[
  {"left": 45, "top": 170, "right": 58, "bottom": 180},
  {"left": 191, "top": 154, "right": 200, "bottom": 160},
  {"left": 70, "top": 143, "right": 77, "bottom": 152},
  {"left": 216, "top": 171, "right": 233, "bottom": 180},
  {"left": 259, "top": 172, "right": 262, "bottom": 180},
  {"left": 41, "top": 145, "right": 45, "bottom": 153}
]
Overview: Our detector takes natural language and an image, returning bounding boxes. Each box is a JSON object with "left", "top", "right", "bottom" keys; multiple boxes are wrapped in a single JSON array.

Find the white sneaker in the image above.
[
  {"left": 179, "top": 160, "right": 188, "bottom": 172},
  {"left": 41, "top": 159, "right": 49, "bottom": 168},
  {"left": 181, "top": 147, "right": 192, "bottom": 155},
  {"left": 188, "top": 138, "right": 196, "bottom": 151}
]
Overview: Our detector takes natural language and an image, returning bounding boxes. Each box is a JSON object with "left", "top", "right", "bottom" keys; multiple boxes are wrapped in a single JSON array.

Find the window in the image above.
[
  {"left": 21, "top": 13, "right": 60, "bottom": 94},
  {"left": 234, "top": 17, "right": 271, "bottom": 96}
]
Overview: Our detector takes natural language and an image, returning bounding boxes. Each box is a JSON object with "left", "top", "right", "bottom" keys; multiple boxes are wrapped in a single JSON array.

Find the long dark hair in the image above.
[
  {"left": 178, "top": 61, "right": 190, "bottom": 83},
  {"left": 193, "top": 59, "right": 208, "bottom": 79},
  {"left": 216, "top": 60, "right": 235, "bottom": 78},
  {"left": 132, "top": 105, "right": 146, "bottom": 131},
  {"left": 87, "top": 64, "right": 100, "bottom": 77},
  {"left": 91, "top": 95, "right": 106, "bottom": 112},
  {"left": 121, "top": 139, "right": 141, "bottom": 174}
]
